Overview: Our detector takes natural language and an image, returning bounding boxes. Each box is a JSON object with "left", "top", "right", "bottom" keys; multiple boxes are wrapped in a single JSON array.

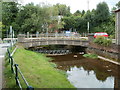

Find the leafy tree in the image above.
[
  {"left": 95, "top": 2, "right": 110, "bottom": 25},
  {"left": 1, "top": 1, "right": 116, "bottom": 38},
  {"left": 14, "top": 3, "right": 65, "bottom": 33},
  {"left": 53, "top": 3, "right": 71, "bottom": 16},
  {"left": 116, "top": 1, "right": 120, "bottom": 8},
  {"left": 2, "top": 2, "right": 18, "bottom": 26},
  {"left": 2, "top": 2, "right": 19, "bottom": 38},
  {"left": 15, "top": 3, "right": 53, "bottom": 33},
  {"left": 81, "top": 10, "right": 85, "bottom": 17},
  {"left": 74, "top": 10, "right": 81, "bottom": 16},
  {"left": 62, "top": 16, "right": 76, "bottom": 30},
  {"left": 75, "top": 16, "right": 87, "bottom": 33}
]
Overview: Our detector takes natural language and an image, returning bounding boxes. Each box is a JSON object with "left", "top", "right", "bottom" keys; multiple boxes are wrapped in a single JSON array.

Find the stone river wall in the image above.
[{"left": 86, "top": 42, "right": 120, "bottom": 62}]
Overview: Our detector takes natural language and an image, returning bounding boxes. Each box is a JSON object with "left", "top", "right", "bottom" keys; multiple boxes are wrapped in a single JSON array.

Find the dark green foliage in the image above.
[
  {"left": 2, "top": 1, "right": 118, "bottom": 38},
  {"left": 2, "top": 2, "right": 69, "bottom": 37},
  {"left": 2, "top": 2, "right": 18, "bottom": 26},
  {"left": 116, "top": 1, "right": 120, "bottom": 8},
  {"left": 15, "top": 3, "right": 52, "bottom": 33},
  {"left": 95, "top": 2, "right": 110, "bottom": 24},
  {"left": 74, "top": 10, "right": 81, "bottom": 16},
  {"left": 62, "top": 1, "right": 115, "bottom": 36},
  {"left": 2, "top": 2, "right": 19, "bottom": 38},
  {"left": 93, "top": 36, "right": 112, "bottom": 46},
  {"left": 53, "top": 3, "right": 71, "bottom": 16}
]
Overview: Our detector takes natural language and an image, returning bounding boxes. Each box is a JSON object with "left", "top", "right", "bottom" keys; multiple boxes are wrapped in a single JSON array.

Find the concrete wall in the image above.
[
  {"left": 87, "top": 33, "right": 120, "bottom": 61},
  {"left": 115, "top": 10, "right": 120, "bottom": 45},
  {"left": 86, "top": 47, "right": 120, "bottom": 62}
]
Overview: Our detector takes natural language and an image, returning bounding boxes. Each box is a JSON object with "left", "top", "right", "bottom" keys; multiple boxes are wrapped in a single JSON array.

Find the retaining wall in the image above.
[{"left": 86, "top": 43, "right": 120, "bottom": 62}]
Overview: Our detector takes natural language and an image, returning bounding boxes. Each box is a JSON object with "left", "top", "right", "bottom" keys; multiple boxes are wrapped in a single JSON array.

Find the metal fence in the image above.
[{"left": 7, "top": 46, "right": 33, "bottom": 90}]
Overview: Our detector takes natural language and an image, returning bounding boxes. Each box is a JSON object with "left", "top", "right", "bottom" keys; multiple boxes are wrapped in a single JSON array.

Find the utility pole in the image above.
[
  {"left": 87, "top": 0, "right": 90, "bottom": 34},
  {"left": 87, "top": 0, "right": 89, "bottom": 10},
  {"left": 0, "top": 2, "right": 2, "bottom": 40}
]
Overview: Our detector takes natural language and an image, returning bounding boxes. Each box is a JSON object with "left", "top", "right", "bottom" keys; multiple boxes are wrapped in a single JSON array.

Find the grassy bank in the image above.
[{"left": 4, "top": 47, "right": 74, "bottom": 88}]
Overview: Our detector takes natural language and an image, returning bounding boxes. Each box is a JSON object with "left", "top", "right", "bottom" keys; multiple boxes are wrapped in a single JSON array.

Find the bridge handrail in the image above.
[
  {"left": 7, "top": 46, "right": 33, "bottom": 89},
  {"left": 25, "top": 33, "right": 84, "bottom": 38}
]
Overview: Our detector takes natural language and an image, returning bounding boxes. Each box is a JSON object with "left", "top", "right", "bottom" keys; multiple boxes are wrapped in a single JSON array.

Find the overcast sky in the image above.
[{"left": 20, "top": 0, "right": 119, "bottom": 13}]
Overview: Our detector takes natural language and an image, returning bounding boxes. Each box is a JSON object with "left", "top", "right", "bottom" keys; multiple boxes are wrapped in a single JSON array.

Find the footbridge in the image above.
[{"left": 17, "top": 34, "right": 89, "bottom": 48}]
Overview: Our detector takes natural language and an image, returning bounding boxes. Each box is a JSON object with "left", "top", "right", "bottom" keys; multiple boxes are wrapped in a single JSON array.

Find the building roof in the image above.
[{"left": 114, "top": 8, "right": 120, "bottom": 13}]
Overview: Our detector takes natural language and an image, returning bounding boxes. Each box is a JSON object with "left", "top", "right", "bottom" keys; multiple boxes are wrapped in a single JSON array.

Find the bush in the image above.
[
  {"left": 102, "top": 39, "right": 112, "bottom": 46},
  {"left": 93, "top": 36, "right": 112, "bottom": 46},
  {"left": 93, "top": 36, "right": 104, "bottom": 44},
  {"left": 83, "top": 53, "right": 98, "bottom": 59}
]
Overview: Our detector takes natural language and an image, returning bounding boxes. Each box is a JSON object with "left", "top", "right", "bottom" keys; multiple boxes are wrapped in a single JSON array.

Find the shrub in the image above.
[
  {"left": 83, "top": 53, "right": 98, "bottom": 59},
  {"left": 102, "top": 39, "right": 112, "bottom": 46},
  {"left": 93, "top": 36, "right": 104, "bottom": 44},
  {"left": 93, "top": 36, "right": 112, "bottom": 46}
]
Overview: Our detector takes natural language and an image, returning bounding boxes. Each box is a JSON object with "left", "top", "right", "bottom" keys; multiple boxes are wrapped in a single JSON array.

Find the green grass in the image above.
[
  {"left": 83, "top": 53, "right": 98, "bottom": 59},
  {"left": 4, "top": 47, "right": 75, "bottom": 88}
]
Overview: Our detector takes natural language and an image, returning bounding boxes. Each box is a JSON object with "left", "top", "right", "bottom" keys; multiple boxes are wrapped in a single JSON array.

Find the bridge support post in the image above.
[
  {"left": 17, "top": 34, "right": 25, "bottom": 43},
  {"left": 88, "top": 33, "right": 94, "bottom": 44}
]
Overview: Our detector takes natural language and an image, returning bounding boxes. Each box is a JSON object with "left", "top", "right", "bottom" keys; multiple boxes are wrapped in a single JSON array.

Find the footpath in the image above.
[{"left": 0, "top": 43, "right": 10, "bottom": 89}]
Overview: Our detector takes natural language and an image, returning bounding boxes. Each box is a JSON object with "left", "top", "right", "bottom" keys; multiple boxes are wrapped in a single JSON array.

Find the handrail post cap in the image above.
[
  {"left": 14, "top": 64, "right": 19, "bottom": 66},
  {"left": 27, "top": 86, "right": 34, "bottom": 90}
]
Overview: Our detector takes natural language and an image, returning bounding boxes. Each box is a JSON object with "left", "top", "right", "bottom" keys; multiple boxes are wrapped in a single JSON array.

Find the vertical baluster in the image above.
[
  {"left": 14, "top": 64, "right": 19, "bottom": 85},
  {"left": 7, "top": 49, "right": 11, "bottom": 63},
  {"left": 10, "top": 56, "right": 14, "bottom": 73}
]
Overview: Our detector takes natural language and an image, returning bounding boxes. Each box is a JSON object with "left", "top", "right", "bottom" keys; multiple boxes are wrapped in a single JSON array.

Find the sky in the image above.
[{"left": 19, "top": 0, "right": 119, "bottom": 13}]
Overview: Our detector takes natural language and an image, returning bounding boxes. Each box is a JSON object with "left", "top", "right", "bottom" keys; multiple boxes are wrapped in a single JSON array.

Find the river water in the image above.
[{"left": 48, "top": 53, "right": 120, "bottom": 88}]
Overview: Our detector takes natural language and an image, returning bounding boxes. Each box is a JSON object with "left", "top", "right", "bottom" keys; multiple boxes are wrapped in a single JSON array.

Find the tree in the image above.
[
  {"left": 14, "top": 3, "right": 63, "bottom": 33},
  {"left": 62, "top": 16, "right": 76, "bottom": 30},
  {"left": 116, "top": 1, "right": 120, "bottom": 8},
  {"left": 2, "top": 2, "right": 18, "bottom": 26},
  {"left": 95, "top": 2, "right": 110, "bottom": 25},
  {"left": 53, "top": 3, "right": 71, "bottom": 16},
  {"left": 2, "top": 2, "right": 19, "bottom": 38},
  {"left": 81, "top": 10, "right": 85, "bottom": 17},
  {"left": 74, "top": 10, "right": 81, "bottom": 16}
]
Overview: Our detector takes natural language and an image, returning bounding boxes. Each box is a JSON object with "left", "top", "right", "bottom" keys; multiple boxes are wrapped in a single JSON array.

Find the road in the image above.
[{"left": 0, "top": 43, "right": 10, "bottom": 89}]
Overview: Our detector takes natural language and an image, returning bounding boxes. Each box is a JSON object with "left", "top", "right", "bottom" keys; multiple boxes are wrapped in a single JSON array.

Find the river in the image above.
[{"left": 48, "top": 53, "right": 120, "bottom": 88}]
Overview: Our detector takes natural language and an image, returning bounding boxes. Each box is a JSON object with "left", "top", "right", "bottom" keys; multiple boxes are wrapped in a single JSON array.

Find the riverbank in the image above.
[{"left": 4, "top": 47, "right": 74, "bottom": 88}]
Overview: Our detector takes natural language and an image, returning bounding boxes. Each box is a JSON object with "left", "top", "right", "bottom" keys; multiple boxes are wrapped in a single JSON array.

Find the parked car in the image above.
[{"left": 94, "top": 32, "right": 108, "bottom": 38}]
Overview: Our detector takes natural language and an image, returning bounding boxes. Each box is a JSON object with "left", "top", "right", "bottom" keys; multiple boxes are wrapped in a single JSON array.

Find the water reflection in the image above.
[
  {"left": 49, "top": 54, "right": 120, "bottom": 88},
  {"left": 67, "top": 66, "right": 114, "bottom": 88}
]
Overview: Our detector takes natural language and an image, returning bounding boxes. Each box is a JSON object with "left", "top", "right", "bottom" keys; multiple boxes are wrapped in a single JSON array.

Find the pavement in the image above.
[{"left": 0, "top": 43, "right": 10, "bottom": 89}]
